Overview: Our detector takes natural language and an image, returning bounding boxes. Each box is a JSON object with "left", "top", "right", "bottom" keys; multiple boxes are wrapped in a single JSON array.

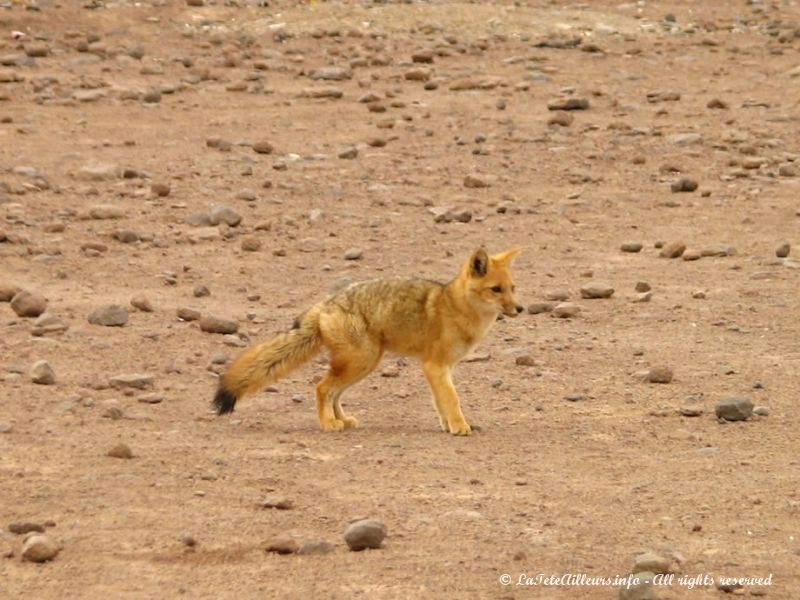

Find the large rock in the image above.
[
  {"left": 21, "top": 533, "right": 60, "bottom": 562},
  {"left": 10, "top": 290, "right": 47, "bottom": 317},
  {"left": 88, "top": 305, "right": 129, "bottom": 327},
  {"left": 715, "top": 396, "right": 753, "bottom": 422},
  {"left": 344, "top": 519, "right": 386, "bottom": 551}
]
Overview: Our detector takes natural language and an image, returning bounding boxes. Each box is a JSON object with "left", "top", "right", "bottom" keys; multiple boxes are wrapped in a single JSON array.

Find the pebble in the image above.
[
  {"left": 130, "top": 294, "right": 154, "bottom": 312},
  {"left": 547, "top": 111, "right": 573, "bottom": 126},
  {"left": 260, "top": 495, "right": 294, "bottom": 510},
  {"left": 707, "top": 98, "right": 729, "bottom": 109},
  {"left": 177, "top": 307, "right": 201, "bottom": 321},
  {"left": 88, "top": 305, "right": 129, "bottom": 327},
  {"left": 701, "top": 244, "right": 735, "bottom": 257},
  {"left": 618, "top": 572, "right": 656, "bottom": 600},
  {"left": 682, "top": 249, "right": 701, "bottom": 261},
  {"left": 241, "top": 236, "right": 262, "bottom": 252},
  {"left": 430, "top": 206, "right": 473, "bottom": 224},
  {"left": 252, "top": 140, "right": 273, "bottom": 154},
  {"left": 515, "top": 355, "right": 536, "bottom": 367},
  {"left": 10, "top": 290, "right": 47, "bottom": 317},
  {"left": 527, "top": 302, "right": 553, "bottom": 314},
  {"left": 88, "top": 204, "right": 125, "bottom": 219},
  {"left": 21, "top": 534, "right": 60, "bottom": 563},
  {"left": 670, "top": 177, "right": 698, "bottom": 193},
  {"left": 547, "top": 97, "right": 590, "bottom": 111},
  {"left": 620, "top": 242, "right": 643, "bottom": 253},
  {"left": 297, "top": 540, "right": 334, "bottom": 555},
  {"left": 692, "top": 290, "right": 706, "bottom": 299},
  {"left": 344, "top": 519, "right": 387, "bottom": 551},
  {"left": 463, "top": 174, "right": 492, "bottom": 188},
  {"left": 151, "top": 182, "right": 171, "bottom": 197},
  {"left": 142, "top": 89, "right": 161, "bottom": 104},
  {"left": 776, "top": 242, "right": 790, "bottom": 258},
  {"left": 30, "top": 360, "right": 56, "bottom": 385},
  {"left": 404, "top": 67, "right": 431, "bottom": 81},
  {"left": 552, "top": 302, "right": 580, "bottom": 318},
  {"left": 137, "top": 393, "right": 163, "bottom": 404},
  {"left": 109, "top": 373, "right": 154, "bottom": 390},
  {"left": 544, "top": 290, "right": 569, "bottom": 301},
  {"left": 344, "top": 248, "right": 363, "bottom": 260},
  {"left": 308, "top": 66, "right": 352, "bottom": 81},
  {"left": 679, "top": 406, "right": 704, "bottom": 417},
  {"left": 179, "top": 534, "right": 197, "bottom": 547},
  {"left": 633, "top": 552, "right": 671, "bottom": 574},
  {"left": 185, "top": 212, "right": 212, "bottom": 227},
  {"left": 715, "top": 396, "right": 754, "bottom": 422},
  {"left": 199, "top": 315, "right": 239, "bottom": 334},
  {"left": 634, "top": 291, "right": 652, "bottom": 303},
  {"left": 659, "top": 242, "right": 686, "bottom": 259},
  {"left": 113, "top": 229, "right": 139, "bottom": 243},
  {"left": 0, "top": 422, "right": 12, "bottom": 434},
  {"left": 753, "top": 406, "right": 770, "bottom": 417},
  {"left": 9, "top": 522, "right": 45, "bottom": 534},
  {"left": 564, "top": 394, "right": 583, "bottom": 402},
  {"left": 580, "top": 282, "right": 614, "bottom": 299},
  {"left": 101, "top": 400, "right": 123, "bottom": 420},
  {"left": 0, "top": 283, "right": 22, "bottom": 302},
  {"left": 264, "top": 537, "right": 299, "bottom": 555},
  {"left": 646, "top": 366, "right": 673, "bottom": 384},
  {"left": 338, "top": 147, "right": 358, "bottom": 160},
  {"left": 107, "top": 443, "right": 134, "bottom": 459},
  {"left": 300, "top": 86, "right": 343, "bottom": 99},
  {"left": 209, "top": 205, "right": 242, "bottom": 227}
]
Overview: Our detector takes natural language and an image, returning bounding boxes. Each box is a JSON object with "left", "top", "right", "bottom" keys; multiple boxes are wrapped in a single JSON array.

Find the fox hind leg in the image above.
[{"left": 316, "top": 341, "right": 382, "bottom": 432}]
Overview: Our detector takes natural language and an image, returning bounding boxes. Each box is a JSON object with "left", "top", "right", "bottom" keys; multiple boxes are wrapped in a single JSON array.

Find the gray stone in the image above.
[
  {"left": 200, "top": 315, "right": 239, "bottom": 334},
  {"left": 30, "top": 360, "right": 56, "bottom": 385},
  {"left": 552, "top": 302, "right": 580, "bottom": 318},
  {"left": 621, "top": 242, "right": 643, "bottom": 253},
  {"left": 31, "top": 313, "right": 69, "bottom": 336},
  {"left": 76, "top": 162, "right": 121, "bottom": 181},
  {"left": 344, "top": 519, "right": 386, "bottom": 551},
  {"left": 344, "top": 248, "right": 363, "bottom": 260},
  {"left": 526, "top": 302, "right": 554, "bottom": 314},
  {"left": 88, "top": 305, "right": 129, "bottom": 327},
  {"left": 715, "top": 396, "right": 754, "bottom": 421},
  {"left": 580, "top": 282, "right": 614, "bottom": 299},
  {"left": 88, "top": 204, "right": 125, "bottom": 219},
  {"left": 264, "top": 537, "right": 299, "bottom": 555},
  {"left": 298, "top": 540, "right": 334, "bottom": 555},
  {"left": 209, "top": 205, "right": 242, "bottom": 227},
  {"left": 753, "top": 406, "right": 770, "bottom": 417},
  {"left": 109, "top": 373, "right": 154, "bottom": 390}
]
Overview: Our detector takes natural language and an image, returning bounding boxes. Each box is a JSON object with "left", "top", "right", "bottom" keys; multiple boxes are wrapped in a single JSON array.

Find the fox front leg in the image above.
[{"left": 422, "top": 362, "right": 471, "bottom": 436}]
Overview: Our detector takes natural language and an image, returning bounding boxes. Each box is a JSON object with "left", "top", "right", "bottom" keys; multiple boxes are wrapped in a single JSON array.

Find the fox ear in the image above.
[
  {"left": 494, "top": 247, "right": 522, "bottom": 265},
  {"left": 470, "top": 248, "right": 489, "bottom": 278}
]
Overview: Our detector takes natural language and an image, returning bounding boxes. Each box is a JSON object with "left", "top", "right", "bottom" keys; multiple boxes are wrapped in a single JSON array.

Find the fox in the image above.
[{"left": 212, "top": 246, "right": 524, "bottom": 435}]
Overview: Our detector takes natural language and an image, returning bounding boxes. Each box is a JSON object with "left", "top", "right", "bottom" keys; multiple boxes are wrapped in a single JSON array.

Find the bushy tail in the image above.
[{"left": 212, "top": 308, "right": 322, "bottom": 415}]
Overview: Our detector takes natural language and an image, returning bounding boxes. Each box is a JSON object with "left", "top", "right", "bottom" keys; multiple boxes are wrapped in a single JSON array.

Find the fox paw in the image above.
[
  {"left": 448, "top": 421, "right": 472, "bottom": 436},
  {"left": 341, "top": 416, "right": 359, "bottom": 429},
  {"left": 320, "top": 418, "right": 345, "bottom": 432}
]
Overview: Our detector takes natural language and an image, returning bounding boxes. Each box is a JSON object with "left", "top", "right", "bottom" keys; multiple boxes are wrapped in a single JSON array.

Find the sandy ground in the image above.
[{"left": 1, "top": 0, "right": 799, "bottom": 598}]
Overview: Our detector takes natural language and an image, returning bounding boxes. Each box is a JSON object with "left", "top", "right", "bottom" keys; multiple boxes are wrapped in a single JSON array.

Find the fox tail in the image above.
[{"left": 212, "top": 307, "right": 323, "bottom": 415}]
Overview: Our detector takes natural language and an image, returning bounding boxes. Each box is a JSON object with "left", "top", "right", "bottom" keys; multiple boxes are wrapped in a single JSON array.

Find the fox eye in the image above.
[{"left": 491, "top": 285, "right": 502, "bottom": 293}]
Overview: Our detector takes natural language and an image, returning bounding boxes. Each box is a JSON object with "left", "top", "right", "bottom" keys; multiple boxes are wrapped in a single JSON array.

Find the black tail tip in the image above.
[{"left": 213, "top": 386, "right": 237, "bottom": 416}]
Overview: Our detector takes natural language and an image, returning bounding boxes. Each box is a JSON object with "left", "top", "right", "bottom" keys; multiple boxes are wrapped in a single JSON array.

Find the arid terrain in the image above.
[{"left": 1, "top": 0, "right": 799, "bottom": 598}]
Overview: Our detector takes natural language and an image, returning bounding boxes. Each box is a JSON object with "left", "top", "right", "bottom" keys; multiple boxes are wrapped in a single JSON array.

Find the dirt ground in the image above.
[{"left": 1, "top": 0, "right": 799, "bottom": 598}]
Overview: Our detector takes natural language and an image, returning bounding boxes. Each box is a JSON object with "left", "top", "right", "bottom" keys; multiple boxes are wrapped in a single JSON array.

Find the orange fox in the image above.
[{"left": 213, "top": 247, "right": 523, "bottom": 435}]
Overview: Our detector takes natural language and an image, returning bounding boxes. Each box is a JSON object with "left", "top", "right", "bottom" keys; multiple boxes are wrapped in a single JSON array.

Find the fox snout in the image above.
[{"left": 503, "top": 304, "right": 524, "bottom": 317}]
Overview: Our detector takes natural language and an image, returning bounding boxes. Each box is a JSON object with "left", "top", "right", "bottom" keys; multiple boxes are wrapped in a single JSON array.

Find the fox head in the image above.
[{"left": 461, "top": 247, "right": 524, "bottom": 318}]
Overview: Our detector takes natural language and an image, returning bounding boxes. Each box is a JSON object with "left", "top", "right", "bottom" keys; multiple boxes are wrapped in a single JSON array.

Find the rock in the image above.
[
  {"left": 101, "top": 400, "right": 123, "bottom": 420},
  {"left": 715, "top": 396, "right": 754, "bottom": 422},
  {"left": 260, "top": 495, "right": 294, "bottom": 510},
  {"left": 621, "top": 242, "right": 643, "bottom": 253},
  {"left": 552, "top": 302, "right": 580, "bottom": 318},
  {"left": 200, "top": 316, "right": 239, "bottom": 334},
  {"left": 179, "top": 534, "right": 197, "bottom": 547},
  {"left": 298, "top": 540, "right": 334, "bottom": 555},
  {"left": 670, "top": 177, "right": 698, "bottom": 193},
  {"left": 130, "top": 294, "right": 154, "bottom": 312},
  {"left": 142, "top": 89, "right": 161, "bottom": 103},
  {"left": 547, "top": 97, "right": 590, "bottom": 111},
  {"left": 300, "top": 86, "right": 343, "bottom": 99},
  {"left": 21, "top": 534, "right": 60, "bottom": 563},
  {"left": 344, "top": 519, "right": 386, "bottom": 551},
  {"left": 778, "top": 164, "right": 797, "bottom": 177},
  {"left": 88, "top": 204, "right": 125, "bottom": 219},
  {"left": 618, "top": 572, "right": 656, "bottom": 600},
  {"left": 0, "top": 422, "right": 12, "bottom": 433},
  {"left": 177, "top": 307, "right": 201, "bottom": 321},
  {"left": 241, "top": 236, "right": 262, "bottom": 252},
  {"left": 753, "top": 406, "right": 770, "bottom": 417},
  {"left": 634, "top": 291, "right": 652, "bottom": 303},
  {"left": 463, "top": 174, "right": 492, "bottom": 189},
  {"left": 264, "top": 537, "right": 299, "bottom": 555},
  {"left": 646, "top": 366, "right": 673, "bottom": 384},
  {"left": 633, "top": 552, "right": 671, "bottom": 574},
  {"left": 659, "top": 242, "right": 686, "bottom": 259},
  {"left": 682, "top": 250, "right": 701, "bottom": 261},
  {"left": 107, "top": 443, "right": 134, "bottom": 459},
  {"left": 338, "top": 147, "right": 358, "bottom": 160},
  {"left": 109, "top": 373, "right": 154, "bottom": 390},
  {"left": 30, "top": 360, "right": 56, "bottom": 385},
  {"left": 10, "top": 290, "right": 47, "bottom": 317},
  {"left": 253, "top": 141, "right": 273, "bottom": 154},
  {"left": 209, "top": 205, "right": 242, "bottom": 227},
  {"left": 76, "top": 163, "right": 120, "bottom": 181},
  {"left": 193, "top": 285, "right": 210, "bottom": 298},
  {"left": 430, "top": 206, "right": 473, "bottom": 224},
  {"left": 544, "top": 290, "right": 569, "bottom": 302},
  {"left": 547, "top": 111, "right": 573, "bottom": 126},
  {"left": 668, "top": 133, "right": 702, "bottom": 146},
  {"left": 137, "top": 393, "right": 163, "bottom": 404},
  {"left": 309, "top": 66, "right": 352, "bottom": 81},
  {"left": 185, "top": 212, "right": 212, "bottom": 227},
  {"left": 151, "top": 182, "right": 171, "bottom": 197},
  {"left": 113, "top": 229, "right": 139, "bottom": 244},
  {"left": 701, "top": 244, "right": 736, "bottom": 257},
  {"left": 0, "top": 283, "right": 21, "bottom": 302},
  {"left": 404, "top": 67, "right": 431, "bottom": 81},
  {"left": 776, "top": 242, "right": 791, "bottom": 258},
  {"left": 88, "top": 305, "right": 129, "bottom": 327},
  {"left": 564, "top": 394, "right": 583, "bottom": 402},
  {"left": 527, "top": 302, "right": 554, "bottom": 314},
  {"left": 680, "top": 406, "right": 704, "bottom": 417},
  {"left": 515, "top": 355, "right": 536, "bottom": 367},
  {"left": 9, "top": 522, "right": 45, "bottom": 535},
  {"left": 580, "top": 282, "right": 614, "bottom": 299},
  {"left": 344, "top": 248, "right": 363, "bottom": 260},
  {"left": 31, "top": 313, "right": 69, "bottom": 336}
]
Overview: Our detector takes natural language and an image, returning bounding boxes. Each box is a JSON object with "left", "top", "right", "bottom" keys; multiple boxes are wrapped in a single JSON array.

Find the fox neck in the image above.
[{"left": 444, "top": 276, "right": 499, "bottom": 334}]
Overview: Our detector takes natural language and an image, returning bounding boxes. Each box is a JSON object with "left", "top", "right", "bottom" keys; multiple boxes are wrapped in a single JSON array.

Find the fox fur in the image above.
[{"left": 213, "top": 247, "right": 523, "bottom": 435}]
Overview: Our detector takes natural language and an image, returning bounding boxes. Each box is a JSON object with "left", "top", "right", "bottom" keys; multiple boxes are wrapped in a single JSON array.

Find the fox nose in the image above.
[{"left": 515, "top": 305, "right": 523, "bottom": 314}]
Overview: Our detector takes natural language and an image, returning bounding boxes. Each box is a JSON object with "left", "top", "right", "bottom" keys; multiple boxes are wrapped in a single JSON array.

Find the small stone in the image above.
[
  {"left": 707, "top": 98, "right": 729, "bottom": 109},
  {"left": 682, "top": 250, "right": 701, "bottom": 261},
  {"left": 200, "top": 316, "right": 239, "bottom": 334},
  {"left": 137, "top": 393, "right": 163, "bottom": 404},
  {"left": 778, "top": 164, "right": 796, "bottom": 177},
  {"left": 715, "top": 396, "right": 754, "bottom": 422},
  {"left": 580, "top": 282, "right": 614, "bottom": 299},
  {"left": 298, "top": 540, "right": 334, "bottom": 555},
  {"left": 0, "top": 284, "right": 22, "bottom": 302},
  {"left": 88, "top": 305, "right": 129, "bottom": 327},
  {"left": 544, "top": 290, "right": 569, "bottom": 302},
  {"left": 463, "top": 174, "right": 491, "bottom": 188},
  {"left": 564, "top": 394, "right": 583, "bottom": 402},
  {"left": 241, "top": 236, "right": 262, "bottom": 252},
  {"left": 753, "top": 406, "right": 770, "bottom": 417},
  {"left": 547, "top": 97, "right": 590, "bottom": 111},
  {"left": 670, "top": 177, "right": 698, "bottom": 193},
  {"left": 77, "top": 163, "right": 121, "bottom": 182},
  {"left": 264, "top": 537, "right": 299, "bottom": 555},
  {"left": 88, "top": 204, "right": 125, "bottom": 219},
  {"left": 552, "top": 302, "right": 580, "bottom": 318},
  {"left": 10, "top": 290, "right": 47, "bottom": 317},
  {"left": 618, "top": 572, "right": 656, "bottom": 600},
  {"left": 309, "top": 66, "right": 352, "bottom": 81},
  {"left": 185, "top": 212, "right": 212, "bottom": 227},
  {"left": 9, "top": 522, "right": 45, "bottom": 535},
  {"left": 260, "top": 495, "right": 294, "bottom": 510},
  {"left": 113, "top": 229, "right": 139, "bottom": 243},
  {"left": 179, "top": 534, "right": 197, "bottom": 547},
  {"left": 30, "top": 360, "right": 56, "bottom": 385},
  {"left": 209, "top": 205, "right": 242, "bottom": 227},
  {"left": 701, "top": 244, "right": 736, "bottom": 257},
  {"left": 776, "top": 242, "right": 790, "bottom": 258},
  {"left": 253, "top": 140, "right": 274, "bottom": 154},
  {"left": 659, "top": 242, "right": 686, "bottom": 259},
  {"left": 404, "top": 67, "right": 431, "bottom": 81},
  {"left": 107, "top": 443, "right": 134, "bottom": 459},
  {"left": 515, "top": 355, "right": 536, "bottom": 367},
  {"left": 130, "top": 294, "right": 154, "bottom": 312},
  {"left": 177, "top": 307, "right": 201, "bottom": 321},
  {"left": 344, "top": 519, "right": 386, "bottom": 551},
  {"left": 300, "top": 86, "right": 343, "bottom": 99},
  {"left": 21, "top": 534, "right": 60, "bottom": 563},
  {"left": 547, "top": 111, "right": 573, "bottom": 126},
  {"left": 102, "top": 400, "right": 123, "bottom": 420},
  {"left": 633, "top": 552, "right": 671, "bottom": 574},
  {"left": 109, "top": 373, "right": 154, "bottom": 390},
  {"left": 646, "top": 366, "right": 673, "bottom": 384},
  {"left": 338, "top": 147, "right": 358, "bottom": 160},
  {"left": 679, "top": 406, "right": 704, "bottom": 417},
  {"left": 527, "top": 302, "right": 554, "bottom": 314},
  {"left": 151, "top": 182, "right": 171, "bottom": 197},
  {"left": 621, "top": 242, "right": 643, "bottom": 253},
  {"left": 0, "top": 422, "right": 12, "bottom": 434},
  {"left": 25, "top": 43, "right": 50, "bottom": 58},
  {"left": 344, "top": 248, "right": 363, "bottom": 261},
  {"left": 142, "top": 88, "right": 162, "bottom": 103}
]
